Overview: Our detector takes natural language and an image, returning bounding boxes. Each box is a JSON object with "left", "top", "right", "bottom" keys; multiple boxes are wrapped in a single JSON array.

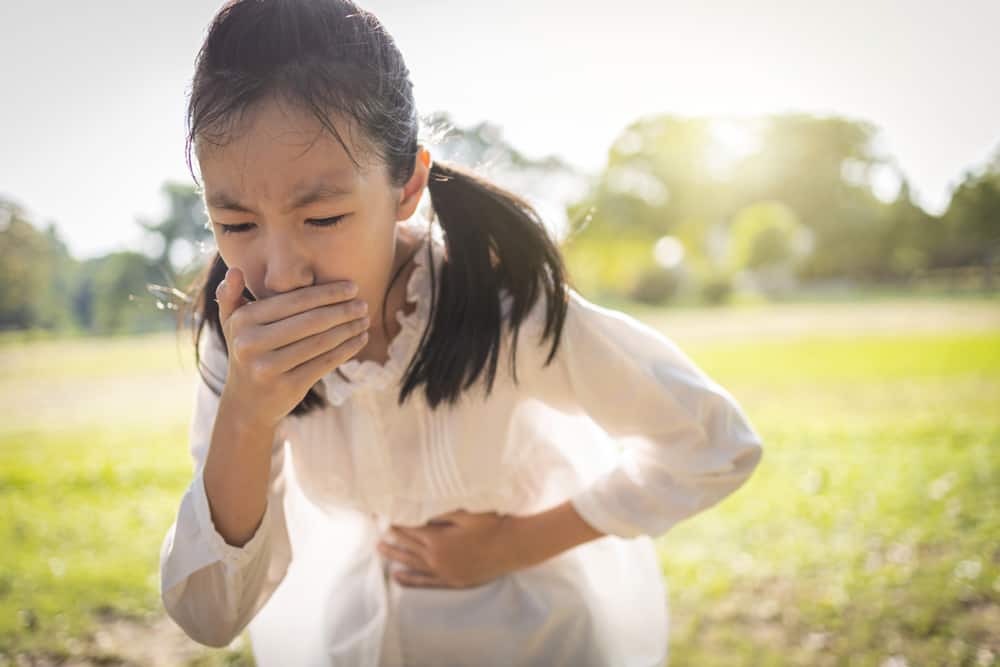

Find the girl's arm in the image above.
[
  {"left": 506, "top": 498, "right": 606, "bottom": 569},
  {"left": 522, "top": 287, "right": 765, "bottom": 541},
  {"left": 381, "top": 289, "right": 763, "bottom": 588},
  {"left": 159, "top": 324, "right": 293, "bottom": 648}
]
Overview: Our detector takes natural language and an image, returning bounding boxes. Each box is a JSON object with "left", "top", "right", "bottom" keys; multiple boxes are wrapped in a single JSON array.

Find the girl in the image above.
[{"left": 158, "top": 1, "right": 765, "bottom": 665}]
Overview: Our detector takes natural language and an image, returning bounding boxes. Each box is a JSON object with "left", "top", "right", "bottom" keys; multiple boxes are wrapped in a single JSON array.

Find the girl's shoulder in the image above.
[
  {"left": 496, "top": 279, "right": 598, "bottom": 375},
  {"left": 503, "top": 280, "right": 706, "bottom": 383},
  {"left": 499, "top": 279, "right": 620, "bottom": 347}
]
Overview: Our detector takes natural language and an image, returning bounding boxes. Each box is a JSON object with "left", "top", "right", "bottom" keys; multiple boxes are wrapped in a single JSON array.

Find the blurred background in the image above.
[{"left": 1, "top": 1, "right": 997, "bottom": 665}]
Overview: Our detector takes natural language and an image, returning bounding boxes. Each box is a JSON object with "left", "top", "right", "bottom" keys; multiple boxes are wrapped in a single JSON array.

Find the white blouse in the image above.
[{"left": 158, "top": 218, "right": 764, "bottom": 667}]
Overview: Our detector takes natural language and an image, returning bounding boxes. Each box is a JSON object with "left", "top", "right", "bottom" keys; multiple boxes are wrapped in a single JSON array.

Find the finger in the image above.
[
  {"left": 387, "top": 527, "right": 426, "bottom": 554},
  {"left": 267, "top": 314, "right": 371, "bottom": 374},
  {"left": 393, "top": 570, "right": 448, "bottom": 588},
  {"left": 377, "top": 542, "right": 430, "bottom": 572},
  {"left": 258, "top": 299, "right": 369, "bottom": 352},
  {"left": 242, "top": 279, "right": 360, "bottom": 326},
  {"left": 390, "top": 524, "right": 432, "bottom": 547},
  {"left": 215, "top": 266, "right": 248, "bottom": 326},
  {"left": 215, "top": 269, "right": 233, "bottom": 324},
  {"left": 284, "top": 327, "right": 370, "bottom": 388}
]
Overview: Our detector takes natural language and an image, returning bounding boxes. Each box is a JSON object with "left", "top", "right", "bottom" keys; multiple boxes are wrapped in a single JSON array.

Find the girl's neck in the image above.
[{"left": 350, "top": 229, "right": 422, "bottom": 367}]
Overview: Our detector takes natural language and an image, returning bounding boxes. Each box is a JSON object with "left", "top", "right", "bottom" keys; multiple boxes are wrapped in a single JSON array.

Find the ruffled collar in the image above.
[{"left": 320, "top": 220, "right": 443, "bottom": 406}]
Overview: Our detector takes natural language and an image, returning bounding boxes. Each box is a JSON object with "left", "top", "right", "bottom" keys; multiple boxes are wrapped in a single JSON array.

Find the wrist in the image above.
[
  {"left": 506, "top": 499, "right": 606, "bottom": 571},
  {"left": 217, "top": 391, "right": 278, "bottom": 443}
]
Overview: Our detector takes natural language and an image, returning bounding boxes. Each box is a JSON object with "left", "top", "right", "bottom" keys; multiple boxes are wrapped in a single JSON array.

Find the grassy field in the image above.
[{"left": 1, "top": 295, "right": 998, "bottom": 666}]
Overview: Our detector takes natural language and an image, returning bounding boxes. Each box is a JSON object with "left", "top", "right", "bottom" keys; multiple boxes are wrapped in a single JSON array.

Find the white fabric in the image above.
[{"left": 159, "top": 217, "right": 765, "bottom": 666}]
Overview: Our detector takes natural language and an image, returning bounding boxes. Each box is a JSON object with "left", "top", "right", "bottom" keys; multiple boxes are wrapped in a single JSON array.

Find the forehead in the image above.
[{"left": 196, "top": 97, "right": 378, "bottom": 203}]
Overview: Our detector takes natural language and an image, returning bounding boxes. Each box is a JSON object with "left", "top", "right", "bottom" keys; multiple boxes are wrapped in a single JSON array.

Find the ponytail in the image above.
[{"left": 396, "top": 159, "right": 570, "bottom": 409}]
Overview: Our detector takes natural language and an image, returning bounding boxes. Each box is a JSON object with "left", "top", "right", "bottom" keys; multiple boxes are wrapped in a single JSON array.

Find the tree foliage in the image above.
[{"left": 1, "top": 112, "right": 997, "bottom": 334}]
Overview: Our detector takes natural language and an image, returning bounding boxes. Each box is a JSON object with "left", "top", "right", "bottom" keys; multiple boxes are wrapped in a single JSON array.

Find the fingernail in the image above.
[{"left": 216, "top": 280, "right": 226, "bottom": 297}]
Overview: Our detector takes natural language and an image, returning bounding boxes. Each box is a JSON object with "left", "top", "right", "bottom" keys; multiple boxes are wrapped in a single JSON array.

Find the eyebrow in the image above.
[{"left": 206, "top": 179, "right": 354, "bottom": 215}]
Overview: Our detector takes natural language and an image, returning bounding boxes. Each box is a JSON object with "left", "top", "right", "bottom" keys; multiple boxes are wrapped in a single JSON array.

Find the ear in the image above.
[{"left": 395, "top": 146, "right": 431, "bottom": 222}]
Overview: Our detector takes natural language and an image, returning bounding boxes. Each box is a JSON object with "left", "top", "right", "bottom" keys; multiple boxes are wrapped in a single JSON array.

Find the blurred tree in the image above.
[
  {"left": 564, "top": 111, "right": 939, "bottom": 299},
  {"left": 137, "top": 181, "right": 213, "bottom": 280},
  {"left": 727, "top": 201, "right": 806, "bottom": 271},
  {"left": 736, "top": 113, "right": 893, "bottom": 281},
  {"left": 0, "top": 201, "right": 49, "bottom": 329},
  {"left": 562, "top": 115, "right": 727, "bottom": 299},
  {"left": 423, "top": 110, "right": 586, "bottom": 241},
  {"left": 77, "top": 251, "right": 168, "bottom": 335},
  {"left": 940, "top": 146, "right": 1000, "bottom": 289},
  {"left": 630, "top": 265, "right": 683, "bottom": 305},
  {"left": 0, "top": 198, "right": 77, "bottom": 331},
  {"left": 567, "top": 115, "right": 729, "bottom": 243},
  {"left": 38, "top": 222, "right": 78, "bottom": 330},
  {"left": 725, "top": 200, "right": 810, "bottom": 296},
  {"left": 875, "top": 178, "right": 941, "bottom": 282}
]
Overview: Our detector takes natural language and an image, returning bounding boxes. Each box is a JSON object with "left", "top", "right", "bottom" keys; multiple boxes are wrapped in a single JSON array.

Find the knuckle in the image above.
[
  {"left": 248, "top": 358, "right": 270, "bottom": 383},
  {"left": 316, "top": 326, "right": 334, "bottom": 348},
  {"left": 347, "top": 325, "right": 364, "bottom": 342},
  {"left": 342, "top": 300, "right": 364, "bottom": 318},
  {"left": 325, "top": 324, "right": 347, "bottom": 346},
  {"left": 229, "top": 308, "right": 247, "bottom": 329},
  {"left": 238, "top": 300, "right": 256, "bottom": 319},
  {"left": 230, "top": 333, "right": 249, "bottom": 357},
  {"left": 289, "top": 293, "right": 309, "bottom": 314},
  {"left": 318, "top": 303, "right": 341, "bottom": 326}
]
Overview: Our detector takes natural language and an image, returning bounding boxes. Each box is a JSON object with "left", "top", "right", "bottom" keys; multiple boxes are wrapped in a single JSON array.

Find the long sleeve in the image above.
[
  {"left": 521, "top": 287, "right": 764, "bottom": 539},
  {"left": 158, "top": 323, "right": 293, "bottom": 648}
]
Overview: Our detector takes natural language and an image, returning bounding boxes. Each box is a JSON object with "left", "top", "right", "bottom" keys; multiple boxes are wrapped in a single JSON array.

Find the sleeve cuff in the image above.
[
  {"left": 569, "top": 480, "right": 646, "bottom": 539},
  {"left": 190, "top": 465, "right": 273, "bottom": 576}
]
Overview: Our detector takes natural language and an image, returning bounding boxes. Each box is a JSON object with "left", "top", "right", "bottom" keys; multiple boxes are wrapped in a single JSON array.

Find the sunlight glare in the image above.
[{"left": 705, "top": 118, "right": 761, "bottom": 178}]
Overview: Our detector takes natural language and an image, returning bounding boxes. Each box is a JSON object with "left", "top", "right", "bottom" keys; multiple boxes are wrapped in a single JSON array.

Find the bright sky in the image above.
[{"left": 2, "top": 0, "right": 998, "bottom": 260}]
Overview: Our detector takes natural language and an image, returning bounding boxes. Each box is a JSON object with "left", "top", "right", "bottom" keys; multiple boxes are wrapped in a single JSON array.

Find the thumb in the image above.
[{"left": 215, "top": 266, "right": 250, "bottom": 324}]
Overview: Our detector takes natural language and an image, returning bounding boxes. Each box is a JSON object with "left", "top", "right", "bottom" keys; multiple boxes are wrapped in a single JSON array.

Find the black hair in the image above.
[{"left": 181, "top": 0, "right": 570, "bottom": 412}]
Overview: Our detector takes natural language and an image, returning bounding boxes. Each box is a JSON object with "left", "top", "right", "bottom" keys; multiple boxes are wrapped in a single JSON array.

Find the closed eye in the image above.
[{"left": 216, "top": 215, "right": 347, "bottom": 234}]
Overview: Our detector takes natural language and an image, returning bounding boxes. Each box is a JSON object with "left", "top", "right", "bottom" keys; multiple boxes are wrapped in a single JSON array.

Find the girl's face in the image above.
[{"left": 197, "top": 95, "right": 428, "bottom": 316}]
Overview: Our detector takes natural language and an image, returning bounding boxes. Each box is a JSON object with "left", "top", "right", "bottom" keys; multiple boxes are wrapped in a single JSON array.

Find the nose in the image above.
[{"left": 262, "top": 231, "right": 315, "bottom": 296}]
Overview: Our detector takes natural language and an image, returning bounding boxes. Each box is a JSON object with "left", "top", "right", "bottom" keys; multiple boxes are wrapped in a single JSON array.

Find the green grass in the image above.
[
  {"left": 654, "top": 330, "right": 1000, "bottom": 666},
  {"left": 0, "top": 329, "right": 198, "bottom": 381},
  {"left": 1, "top": 298, "right": 998, "bottom": 666},
  {"left": 0, "top": 425, "right": 189, "bottom": 652}
]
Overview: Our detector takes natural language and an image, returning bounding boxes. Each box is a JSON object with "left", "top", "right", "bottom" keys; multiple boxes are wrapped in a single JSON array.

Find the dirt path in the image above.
[
  {"left": 641, "top": 297, "right": 1000, "bottom": 343},
  {"left": 1, "top": 612, "right": 250, "bottom": 666},
  {"left": 84, "top": 612, "right": 242, "bottom": 667}
]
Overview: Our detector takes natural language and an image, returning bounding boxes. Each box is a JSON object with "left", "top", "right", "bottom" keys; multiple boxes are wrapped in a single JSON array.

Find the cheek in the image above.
[
  {"left": 213, "top": 232, "right": 235, "bottom": 264},
  {"left": 310, "top": 244, "right": 382, "bottom": 301},
  {"left": 213, "top": 239, "right": 263, "bottom": 298}
]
